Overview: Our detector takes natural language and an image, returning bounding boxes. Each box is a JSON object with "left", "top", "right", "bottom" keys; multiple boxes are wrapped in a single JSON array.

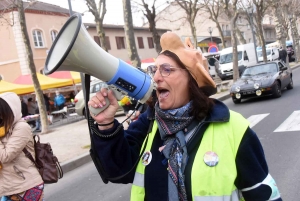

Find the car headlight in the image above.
[
  {"left": 235, "top": 93, "right": 241, "bottom": 99},
  {"left": 235, "top": 86, "right": 241, "bottom": 92},
  {"left": 254, "top": 83, "right": 260, "bottom": 89},
  {"left": 256, "top": 90, "right": 262, "bottom": 96}
]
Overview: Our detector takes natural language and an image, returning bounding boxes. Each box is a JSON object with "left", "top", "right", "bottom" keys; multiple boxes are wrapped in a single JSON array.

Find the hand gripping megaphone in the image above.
[{"left": 44, "top": 14, "right": 154, "bottom": 116}]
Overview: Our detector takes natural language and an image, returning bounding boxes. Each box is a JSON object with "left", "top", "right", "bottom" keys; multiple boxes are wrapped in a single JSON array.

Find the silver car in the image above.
[{"left": 74, "top": 80, "right": 124, "bottom": 116}]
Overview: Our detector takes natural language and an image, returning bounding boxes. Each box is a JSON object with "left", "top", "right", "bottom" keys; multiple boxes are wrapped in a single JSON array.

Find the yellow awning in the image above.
[
  {"left": 0, "top": 80, "right": 34, "bottom": 95},
  {"left": 14, "top": 73, "right": 74, "bottom": 89}
]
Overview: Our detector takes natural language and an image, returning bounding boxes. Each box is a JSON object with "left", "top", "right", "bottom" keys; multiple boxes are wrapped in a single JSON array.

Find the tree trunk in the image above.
[
  {"left": 236, "top": 27, "right": 246, "bottom": 45},
  {"left": 148, "top": 19, "right": 161, "bottom": 54},
  {"left": 189, "top": 18, "right": 198, "bottom": 48},
  {"left": 215, "top": 22, "right": 226, "bottom": 49},
  {"left": 256, "top": 14, "right": 267, "bottom": 62},
  {"left": 290, "top": 15, "right": 300, "bottom": 63},
  {"left": 122, "top": 0, "right": 141, "bottom": 67},
  {"left": 231, "top": 18, "right": 239, "bottom": 81},
  {"left": 96, "top": 20, "right": 108, "bottom": 52},
  {"left": 273, "top": 4, "right": 287, "bottom": 49},
  {"left": 142, "top": 2, "right": 161, "bottom": 54},
  {"left": 17, "top": 0, "right": 49, "bottom": 133}
]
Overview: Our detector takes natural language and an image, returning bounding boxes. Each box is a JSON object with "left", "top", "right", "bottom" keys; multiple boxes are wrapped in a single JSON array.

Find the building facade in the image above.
[
  {"left": 154, "top": 3, "right": 282, "bottom": 53},
  {"left": 0, "top": 1, "right": 167, "bottom": 82}
]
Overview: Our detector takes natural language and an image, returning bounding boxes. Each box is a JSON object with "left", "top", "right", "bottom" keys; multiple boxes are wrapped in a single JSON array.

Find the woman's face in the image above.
[{"left": 153, "top": 54, "right": 190, "bottom": 110}]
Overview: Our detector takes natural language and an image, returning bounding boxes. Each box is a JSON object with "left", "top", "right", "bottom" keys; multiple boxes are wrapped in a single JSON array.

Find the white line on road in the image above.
[
  {"left": 247, "top": 113, "right": 270, "bottom": 128},
  {"left": 274, "top": 111, "right": 300, "bottom": 132}
]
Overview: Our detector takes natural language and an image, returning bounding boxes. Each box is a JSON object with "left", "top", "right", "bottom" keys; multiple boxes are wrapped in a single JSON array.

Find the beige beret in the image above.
[{"left": 160, "top": 32, "right": 216, "bottom": 95}]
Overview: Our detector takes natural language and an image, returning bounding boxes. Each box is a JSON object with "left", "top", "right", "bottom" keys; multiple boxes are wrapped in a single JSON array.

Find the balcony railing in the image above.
[{"left": 222, "top": 30, "right": 231, "bottom": 37}]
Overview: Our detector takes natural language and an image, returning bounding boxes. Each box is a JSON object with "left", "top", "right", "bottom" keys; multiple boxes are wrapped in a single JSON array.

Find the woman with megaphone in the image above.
[{"left": 88, "top": 32, "right": 281, "bottom": 201}]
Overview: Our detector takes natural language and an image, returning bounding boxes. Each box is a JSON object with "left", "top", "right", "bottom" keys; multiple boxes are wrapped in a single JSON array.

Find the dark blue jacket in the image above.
[{"left": 90, "top": 99, "right": 282, "bottom": 201}]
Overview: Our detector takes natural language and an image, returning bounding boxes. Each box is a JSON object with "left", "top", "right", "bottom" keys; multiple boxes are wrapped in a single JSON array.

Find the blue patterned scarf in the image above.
[{"left": 155, "top": 101, "right": 194, "bottom": 201}]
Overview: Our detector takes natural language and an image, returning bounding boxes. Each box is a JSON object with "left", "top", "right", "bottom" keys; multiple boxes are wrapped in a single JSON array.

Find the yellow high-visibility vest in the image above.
[{"left": 130, "top": 110, "right": 249, "bottom": 201}]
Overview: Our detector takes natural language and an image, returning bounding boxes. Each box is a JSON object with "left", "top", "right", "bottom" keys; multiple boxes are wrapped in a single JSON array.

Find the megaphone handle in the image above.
[
  {"left": 88, "top": 86, "right": 124, "bottom": 117},
  {"left": 89, "top": 97, "right": 110, "bottom": 117}
]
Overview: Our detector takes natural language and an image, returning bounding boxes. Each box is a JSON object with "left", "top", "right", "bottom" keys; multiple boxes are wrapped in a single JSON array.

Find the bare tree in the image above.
[
  {"left": 85, "top": 0, "right": 108, "bottom": 51},
  {"left": 267, "top": 0, "right": 287, "bottom": 49},
  {"left": 132, "top": 0, "right": 165, "bottom": 54},
  {"left": 236, "top": 27, "right": 246, "bottom": 44},
  {"left": 175, "top": 0, "right": 201, "bottom": 47},
  {"left": 15, "top": 0, "right": 49, "bottom": 133},
  {"left": 285, "top": 0, "right": 300, "bottom": 63},
  {"left": 203, "top": 0, "right": 227, "bottom": 48},
  {"left": 122, "top": 0, "right": 141, "bottom": 67},
  {"left": 220, "top": 0, "right": 240, "bottom": 81}
]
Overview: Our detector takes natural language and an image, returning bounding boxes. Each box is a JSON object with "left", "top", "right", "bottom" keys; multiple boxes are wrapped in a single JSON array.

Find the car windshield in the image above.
[
  {"left": 220, "top": 51, "right": 243, "bottom": 64},
  {"left": 257, "top": 49, "right": 271, "bottom": 57},
  {"left": 242, "top": 63, "right": 278, "bottom": 77}
]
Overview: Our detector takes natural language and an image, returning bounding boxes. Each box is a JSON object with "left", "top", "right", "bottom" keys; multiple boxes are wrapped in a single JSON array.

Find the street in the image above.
[{"left": 45, "top": 67, "right": 300, "bottom": 200}]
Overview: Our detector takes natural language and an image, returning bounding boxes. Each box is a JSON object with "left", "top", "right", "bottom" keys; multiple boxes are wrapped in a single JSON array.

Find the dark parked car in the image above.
[{"left": 230, "top": 61, "right": 293, "bottom": 104}]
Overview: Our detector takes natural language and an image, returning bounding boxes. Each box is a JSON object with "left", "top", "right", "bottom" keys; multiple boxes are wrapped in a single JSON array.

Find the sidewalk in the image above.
[{"left": 40, "top": 62, "right": 300, "bottom": 174}]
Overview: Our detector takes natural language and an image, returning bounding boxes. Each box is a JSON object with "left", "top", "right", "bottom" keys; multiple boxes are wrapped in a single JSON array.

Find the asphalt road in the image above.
[{"left": 45, "top": 67, "right": 300, "bottom": 200}]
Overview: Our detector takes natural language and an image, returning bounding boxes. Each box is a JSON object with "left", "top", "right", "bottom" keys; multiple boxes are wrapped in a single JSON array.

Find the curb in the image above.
[{"left": 61, "top": 152, "right": 91, "bottom": 174}]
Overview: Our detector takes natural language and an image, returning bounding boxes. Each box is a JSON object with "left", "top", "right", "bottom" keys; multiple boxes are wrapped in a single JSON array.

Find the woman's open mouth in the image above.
[{"left": 157, "top": 88, "right": 170, "bottom": 99}]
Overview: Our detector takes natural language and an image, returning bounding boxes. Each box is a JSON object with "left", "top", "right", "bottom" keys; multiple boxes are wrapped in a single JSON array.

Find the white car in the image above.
[{"left": 74, "top": 80, "right": 124, "bottom": 117}]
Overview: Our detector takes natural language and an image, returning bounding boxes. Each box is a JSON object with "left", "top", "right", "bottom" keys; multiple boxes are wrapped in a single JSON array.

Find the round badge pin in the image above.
[
  {"left": 141, "top": 151, "right": 152, "bottom": 166},
  {"left": 203, "top": 151, "right": 219, "bottom": 167}
]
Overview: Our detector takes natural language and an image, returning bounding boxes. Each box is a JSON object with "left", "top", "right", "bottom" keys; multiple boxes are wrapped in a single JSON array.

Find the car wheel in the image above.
[
  {"left": 287, "top": 77, "right": 293, "bottom": 90},
  {"left": 232, "top": 97, "right": 241, "bottom": 104},
  {"left": 272, "top": 81, "right": 282, "bottom": 98}
]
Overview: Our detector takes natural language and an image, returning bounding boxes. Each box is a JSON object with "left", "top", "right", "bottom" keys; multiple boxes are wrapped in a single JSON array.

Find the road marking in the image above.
[
  {"left": 274, "top": 111, "right": 300, "bottom": 132},
  {"left": 247, "top": 113, "right": 270, "bottom": 128}
]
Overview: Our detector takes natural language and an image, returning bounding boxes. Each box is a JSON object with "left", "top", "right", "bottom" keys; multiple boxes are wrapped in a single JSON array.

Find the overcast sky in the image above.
[{"left": 36, "top": 0, "right": 135, "bottom": 25}]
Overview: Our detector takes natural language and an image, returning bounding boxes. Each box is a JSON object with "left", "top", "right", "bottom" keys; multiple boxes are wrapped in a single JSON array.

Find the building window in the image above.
[
  {"left": 94, "top": 36, "right": 111, "bottom": 50},
  {"left": 222, "top": 25, "right": 225, "bottom": 30},
  {"left": 32, "top": 30, "right": 44, "bottom": 47},
  {"left": 249, "top": 38, "right": 251, "bottom": 43},
  {"left": 226, "top": 25, "right": 229, "bottom": 30},
  {"left": 137, "top": 37, "right": 144, "bottom": 49},
  {"left": 147, "top": 37, "right": 154, "bottom": 49},
  {"left": 238, "top": 16, "right": 242, "bottom": 24},
  {"left": 116, "top": 37, "right": 125, "bottom": 49},
  {"left": 241, "top": 32, "right": 245, "bottom": 38},
  {"left": 50, "top": 30, "right": 58, "bottom": 42},
  {"left": 94, "top": 36, "right": 100, "bottom": 46}
]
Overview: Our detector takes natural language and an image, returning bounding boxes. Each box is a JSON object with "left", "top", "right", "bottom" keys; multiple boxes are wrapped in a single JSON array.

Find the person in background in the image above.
[
  {"left": 0, "top": 92, "right": 44, "bottom": 200},
  {"left": 54, "top": 91, "right": 65, "bottom": 110},
  {"left": 43, "top": 94, "right": 50, "bottom": 114},
  {"left": 87, "top": 32, "right": 281, "bottom": 201},
  {"left": 27, "top": 97, "right": 36, "bottom": 115},
  {"left": 279, "top": 47, "right": 287, "bottom": 63},
  {"left": 20, "top": 97, "right": 28, "bottom": 118}
]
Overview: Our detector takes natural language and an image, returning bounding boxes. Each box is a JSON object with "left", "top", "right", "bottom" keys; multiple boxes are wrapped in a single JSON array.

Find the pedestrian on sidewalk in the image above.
[
  {"left": 88, "top": 32, "right": 281, "bottom": 201},
  {"left": 0, "top": 92, "right": 44, "bottom": 200},
  {"left": 54, "top": 91, "right": 65, "bottom": 110}
]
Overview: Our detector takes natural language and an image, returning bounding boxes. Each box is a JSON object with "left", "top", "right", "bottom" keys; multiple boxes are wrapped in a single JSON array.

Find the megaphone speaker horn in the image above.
[{"left": 44, "top": 14, "right": 154, "bottom": 108}]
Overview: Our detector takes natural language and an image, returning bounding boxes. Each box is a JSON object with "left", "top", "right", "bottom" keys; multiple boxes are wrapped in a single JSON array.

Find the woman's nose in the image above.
[{"left": 153, "top": 68, "right": 162, "bottom": 82}]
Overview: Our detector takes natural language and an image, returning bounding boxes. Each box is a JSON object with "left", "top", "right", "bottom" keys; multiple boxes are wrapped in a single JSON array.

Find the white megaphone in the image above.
[{"left": 44, "top": 14, "right": 154, "bottom": 116}]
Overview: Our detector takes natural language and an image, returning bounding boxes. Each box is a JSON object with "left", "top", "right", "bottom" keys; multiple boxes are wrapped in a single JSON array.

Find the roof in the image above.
[
  {"left": 0, "top": 0, "right": 70, "bottom": 15},
  {"left": 84, "top": 23, "right": 170, "bottom": 32}
]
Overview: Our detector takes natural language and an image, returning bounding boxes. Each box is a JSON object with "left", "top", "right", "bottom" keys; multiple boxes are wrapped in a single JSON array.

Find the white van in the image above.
[
  {"left": 257, "top": 47, "right": 279, "bottom": 62},
  {"left": 218, "top": 43, "right": 257, "bottom": 80}
]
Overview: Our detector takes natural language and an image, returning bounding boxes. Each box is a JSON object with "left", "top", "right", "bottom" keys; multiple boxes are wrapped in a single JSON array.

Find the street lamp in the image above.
[
  {"left": 247, "top": 6, "right": 258, "bottom": 64},
  {"left": 207, "top": 27, "right": 213, "bottom": 42}
]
